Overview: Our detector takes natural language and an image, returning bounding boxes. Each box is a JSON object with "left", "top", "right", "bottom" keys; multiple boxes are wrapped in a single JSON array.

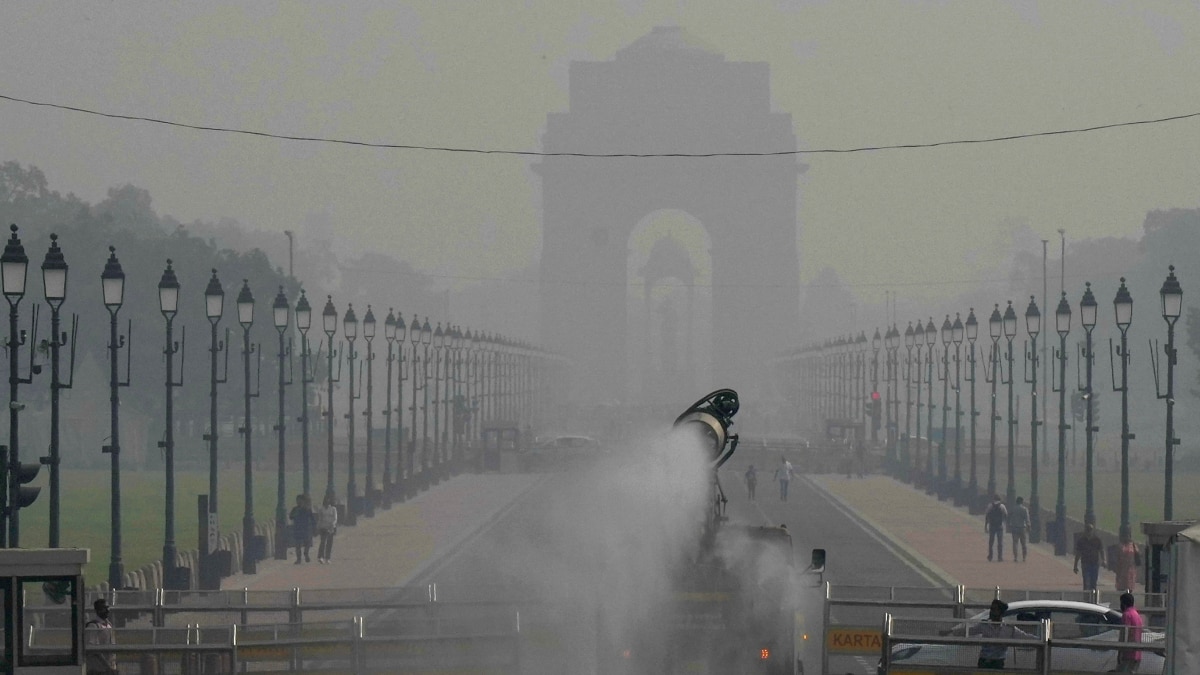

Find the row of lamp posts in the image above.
[
  {"left": 785, "top": 267, "right": 1183, "bottom": 557},
  {"left": 0, "top": 225, "right": 558, "bottom": 593}
]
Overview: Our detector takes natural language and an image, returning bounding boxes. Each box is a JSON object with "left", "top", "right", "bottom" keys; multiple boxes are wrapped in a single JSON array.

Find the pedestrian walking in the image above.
[
  {"left": 976, "top": 599, "right": 1035, "bottom": 670},
  {"left": 984, "top": 495, "right": 1007, "bottom": 562},
  {"left": 289, "top": 494, "right": 315, "bottom": 564},
  {"left": 85, "top": 598, "right": 118, "bottom": 675},
  {"left": 316, "top": 493, "right": 339, "bottom": 563},
  {"left": 744, "top": 464, "right": 757, "bottom": 501},
  {"left": 1007, "top": 496, "right": 1030, "bottom": 562},
  {"left": 1114, "top": 534, "right": 1141, "bottom": 592},
  {"left": 1116, "top": 592, "right": 1144, "bottom": 672},
  {"left": 774, "top": 456, "right": 793, "bottom": 502},
  {"left": 1073, "top": 523, "right": 1106, "bottom": 591}
]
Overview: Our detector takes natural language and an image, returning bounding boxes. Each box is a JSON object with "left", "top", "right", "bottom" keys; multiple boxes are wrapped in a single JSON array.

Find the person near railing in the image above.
[
  {"left": 317, "top": 493, "right": 339, "bottom": 563},
  {"left": 85, "top": 598, "right": 117, "bottom": 675},
  {"left": 1117, "top": 592, "right": 1144, "bottom": 672},
  {"left": 976, "top": 599, "right": 1035, "bottom": 670}
]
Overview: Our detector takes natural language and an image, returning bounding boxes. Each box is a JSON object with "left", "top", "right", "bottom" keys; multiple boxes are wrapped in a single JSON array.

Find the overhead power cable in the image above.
[{"left": 2, "top": 92, "right": 1198, "bottom": 157}]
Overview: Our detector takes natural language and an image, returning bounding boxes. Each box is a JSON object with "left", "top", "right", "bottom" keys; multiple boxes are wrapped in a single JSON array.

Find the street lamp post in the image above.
[
  {"left": 903, "top": 323, "right": 915, "bottom": 469},
  {"left": 295, "top": 291, "right": 313, "bottom": 497},
  {"left": 871, "top": 328, "right": 881, "bottom": 446},
  {"left": 924, "top": 318, "right": 936, "bottom": 491},
  {"left": 202, "top": 271, "right": 228, "bottom": 584},
  {"left": 886, "top": 326, "right": 899, "bottom": 467},
  {"left": 938, "top": 316, "right": 951, "bottom": 499},
  {"left": 408, "top": 319, "right": 422, "bottom": 494},
  {"left": 382, "top": 310, "right": 397, "bottom": 509},
  {"left": 272, "top": 287, "right": 291, "bottom": 560},
  {"left": 158, "top": 261, "right": 184, "bottom": 573},
  {"left": 987, "top": 305, "right": 1002, "bottom": 499},
  {"left": 1024, "top": 296, "right": 1043, "bottom": 543},
  {"left": 393, "top": 313, "right": 407, "bottom": 502},
  {"left": 913, "top": 322, "right": 924, "bottom": 481},
  {"left": 101, "top": 247, "right": 130, "bottom": 589},
  {"left": 951, "top": 314, "right": 964, "bottom": 503},
  {"left": 420, "top": 319, "right": 432, "bottom": 488},
  {"left": 1003, "top": 301, "right": 1018, "bottom": 506},
  {"left": 1053, "top": 292, "right": 1071, "bottom": 555},
  {"left": 343, "top": 305, "right": 360, "bottom": 525},
  {"left": 2, "top": 225, "right": 43, "bottom": 549},
  {"left": 1155, "top": 267, "right": 1182, "bottom": 520},
  {"left": 236, "top": 280, "right": 260, "bottom": 575},
  {"left": 1111, "top": 279, "right": 1133, "bottom": 543},
  {"left": 1078, "top": 283, "right": 1098, "bottom": 526},
  {"left": 42, "top": 234, "right": 74, "bottom": 548},
  {"left": 964, "top": 310, "right": 979, "bottom": 506},
  {"left": 434, "top": 324, "right": 448, "bottom": 480},
  {"left": 321, "top": 297, "right": 340, "bottom": 504},
  {"left": 362, "top": 306, "right": 376, "bottom": 517}
]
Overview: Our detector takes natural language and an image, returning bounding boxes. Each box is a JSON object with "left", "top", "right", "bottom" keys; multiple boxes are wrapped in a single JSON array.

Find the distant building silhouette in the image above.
[{"left": 538, "top": 26, "right": 802, "bottom": 406}]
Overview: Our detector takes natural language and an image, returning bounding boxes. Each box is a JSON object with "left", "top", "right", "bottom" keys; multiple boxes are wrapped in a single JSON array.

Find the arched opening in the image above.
[{"left": 626, "top": 210, "right": 713, "bottom": 408}]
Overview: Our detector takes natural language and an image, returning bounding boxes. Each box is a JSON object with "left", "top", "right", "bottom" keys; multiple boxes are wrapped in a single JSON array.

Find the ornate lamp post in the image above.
[
  {"left": 158, "top": 261, "right": 184, "bottom": 572},
  {"left": 1053, "top": 292, "right": 1071, "bottom": 555},
  {"left": 924, "top": 318, "right": 937, "bottom": 491},
  {"left": 1025, "top": 296, "right": 1043, "bottom": 543},
  {"left": 938, "top": 315, "right": 951, "bottom": 498},
  {"left": 295, "top": 290, "right": 313, "bottom": 497},
  {"left": 903, "top": 323, "right": 915, "bottom": 469},
  {"left": 202, "top": 270, "right": 228, "bottom": 584},
  {"left": 1003, "top": 300, "right": 1018, "bottom": 506},
  {"left": 42, "top": 234, "right": 74, "bottom": 548},
  {"left": 393, "top": 312, "right": 407, "bottom": 501},
  {"left": 272, "top": 287, "right": 291, "bottom": 560},
  {"left": 382, "top": 309, "right": 397, "bottom": 508},
  {"left": 987, "top": 305, "right": 1002, "bottom": 499},
  {"left": 913, "top": 322, "right": 924, "bottom": 480},
  {"left": 236, "top": 280, "right": 260, "bottom": 575},
  {"left": 101, "top": 247, "right": 130, "bottom": 589},
  {"left": 1078, "top": 283, "right": 1098, "bottom": 526},
  {"left": 362, "top": 306, "right": 376, "bottom": 517},
  {"left": 871, "top": 328, "right": 881, "bottom": 445},
  {"left": 1156, "top": 267, "right": 1182, "bottom": 519},
  {"left": 951, "top": 313, "right": 964, "bottom": 502},
  {"left": 963, "top": 310, "right": 979, "bottom": 506},
  {"left": 342, "top": 304, "right": 359, "bottom": 525},
  {"left": 420, "top": 319, "right": 432, "bottom": 486},
  {"left": 321, "top": 296, "right": 339, "bottom": 503},
  {"left": 1111, "top": 279, "right": 1134, "bottom": 543}
]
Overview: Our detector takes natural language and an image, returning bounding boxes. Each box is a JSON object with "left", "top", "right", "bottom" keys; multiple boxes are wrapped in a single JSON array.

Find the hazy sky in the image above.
[{"left": 3, "top": 1, "right": 1200, "bottom": 307}]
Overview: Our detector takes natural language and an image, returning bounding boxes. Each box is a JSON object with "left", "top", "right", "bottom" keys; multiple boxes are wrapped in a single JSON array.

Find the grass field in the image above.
[{"left": 18, "top": 467, "right": 317, "bottom": 583}]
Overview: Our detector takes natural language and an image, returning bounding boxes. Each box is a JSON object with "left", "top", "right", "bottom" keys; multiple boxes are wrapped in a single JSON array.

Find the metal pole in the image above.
[
  {"left": 925, "top": 340, "right": 935, "bottom": 489},
  {"left": 300, "top": 330, "right": 310, "bottom": 497},
  {"left": 410, "top": 344, "right": 419, "bottom": 492},
  {"left": 241, "top": 322, "right": 255, "bottom": 575},
  {"left": 968, "top": 338, "right": 978, "bottom": 500},
  {"left": 1055, "top": 329, "right": 1068, "bottom": 555},
  {"left": 1029, "top": 327, "right": 1042, "bottom": 544},
  {"left": 988, "top": 337, "right": 999, "bottom": 498},
  {"left": 345, "top": 332, "right": 358, "bottom": 525},
  {"left": 107, "top": 306, "right": 123, "bottom": 588},
  {"left": 1006, "top": 333, "right": 1016, "bottom": 507},
  {"left": 1118, "top": 325, "right": 1131, "bottom": 543},
  {"left": 163, "top": 312, "right": 178, "bottom": 567},
  {"left": 939, "top": 335, "right": 949, "bottom": 496},
  {"left": 383, "top": 334, "right": 393, "bottom": 508},
  {"left": 274, "top": 325, "right": 287, "bottom": 560},
  {"left": 49, "top": 303, "right": 62, "bottom": 547},
  {"left": 953, "top": 340, "right": 962, "bottom": 499},
  {"left": 1084, "top": 323, "right": 1096, "bottom": 527},
  {"left": 6, "top": 299, "right": 19, "bottom": 548},
  {"left": 325, "top": 333, "right": 336, "bottom": 503},
  {"left": 364, "top": 332, "right": 375, "bottom": 517},
  {"left": 1164, "top": 320, "right": 1176, "bottom": 520}
]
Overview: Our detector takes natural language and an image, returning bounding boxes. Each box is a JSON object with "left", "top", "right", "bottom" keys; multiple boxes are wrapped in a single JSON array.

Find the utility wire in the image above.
[{"left": 2, "top": 92, "right": 1198, "bottom": 157}]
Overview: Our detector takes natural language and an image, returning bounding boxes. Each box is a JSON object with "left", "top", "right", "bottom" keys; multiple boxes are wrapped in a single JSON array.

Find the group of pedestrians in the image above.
[
  {"left": 983, "top": 494, "right": 1030, "bottom": 562},
  {"left": 983, "top": 494, "right": 1142, "bottom": 593},
  {"left": 743, "top": 456, "right": 794, "bottom": 502},
  {"left": 289, "top": 494, "right": 340, "bottom": 564},
  {"left": 974, "top": 596, "right": 1144, "bottom": 671}
]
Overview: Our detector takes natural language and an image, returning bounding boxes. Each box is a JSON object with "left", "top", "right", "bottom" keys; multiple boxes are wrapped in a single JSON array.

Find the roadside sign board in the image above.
[{"left": 825, "top": 625, "right": 882, "bottom": 655}]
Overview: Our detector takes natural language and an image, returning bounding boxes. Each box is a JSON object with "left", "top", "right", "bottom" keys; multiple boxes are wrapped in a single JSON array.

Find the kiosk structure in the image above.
[{"left": 0, "top": 548, "right": 88, "bottom": 675}]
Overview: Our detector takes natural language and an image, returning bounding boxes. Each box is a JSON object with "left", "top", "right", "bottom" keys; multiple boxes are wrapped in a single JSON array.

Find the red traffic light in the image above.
[{"left": 871, "top": 391, "right": 880, "bottom": 400}]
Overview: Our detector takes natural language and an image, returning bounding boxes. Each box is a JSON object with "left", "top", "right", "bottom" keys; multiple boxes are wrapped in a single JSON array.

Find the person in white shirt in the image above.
[{"left": 316, "top": 494, "right": 339, "bottom": 564}]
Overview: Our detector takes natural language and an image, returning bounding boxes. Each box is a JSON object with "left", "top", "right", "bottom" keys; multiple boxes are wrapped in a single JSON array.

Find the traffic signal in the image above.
[
  {"left": 12, "top": 462, "right": 41, "bottom": 510},
  {"left": 870, "top": 391, "right": 882, "bottom": 431}
]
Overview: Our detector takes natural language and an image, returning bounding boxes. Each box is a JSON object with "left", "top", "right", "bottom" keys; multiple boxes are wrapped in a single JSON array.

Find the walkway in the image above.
[
  {"left": 808, "top": 474, "right": 1120, "bottom": 592},
  {"left": 220, "top": 473, "right": 541, "bottom": 591}
]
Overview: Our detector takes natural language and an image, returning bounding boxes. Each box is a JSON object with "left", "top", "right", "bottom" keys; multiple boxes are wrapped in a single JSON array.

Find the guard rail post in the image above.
[
  {"left": 879, "top": 612, "right": 893, "bottom": 673},
  {"left": 241, "top": 587, "right": 249, "bottom": 626},
  {"left": 821, "top": 581, "right": 832, "bottom": 675},
  {"left": 954, "top": 584, "right": 966, "bottom": 618},
  {"left": 353, "top": 615, "right": 365, "bottom": 675},
  {"left": 289, "top": 587, "right": 302, "bottom": 626},
  {"left": 154, "top": 587, "right": 165, "bottom": 627},
  {"left": 1039, "top": 618, "right": 1051, "bottom": 675}
]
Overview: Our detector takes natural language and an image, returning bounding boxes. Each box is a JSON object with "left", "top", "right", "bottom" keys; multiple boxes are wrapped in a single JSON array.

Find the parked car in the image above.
[
  {"left": 522, "top": 435, "right": 603, "bottom": 471},
  {"left": 879, "top": 600, "right": 1164, "bottom": 674}
]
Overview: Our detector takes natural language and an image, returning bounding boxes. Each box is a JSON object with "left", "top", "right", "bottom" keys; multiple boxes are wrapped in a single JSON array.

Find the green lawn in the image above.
[{"left": 17, "top": 468, "right": 316, "bottom": 583}]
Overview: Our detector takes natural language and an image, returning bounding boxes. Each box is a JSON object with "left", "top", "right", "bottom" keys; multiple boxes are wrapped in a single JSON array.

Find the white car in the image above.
[{"left": 880, "top": 600, "right": 1164, "bottom": 674}]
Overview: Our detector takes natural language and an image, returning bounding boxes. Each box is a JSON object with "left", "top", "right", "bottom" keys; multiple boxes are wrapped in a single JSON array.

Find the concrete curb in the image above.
[
  {"left": 396, "top": 474, "right": 547, "bottom": 587},
  {"left": 802, "top": 474, "right": 957, "bottom": 587}
]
